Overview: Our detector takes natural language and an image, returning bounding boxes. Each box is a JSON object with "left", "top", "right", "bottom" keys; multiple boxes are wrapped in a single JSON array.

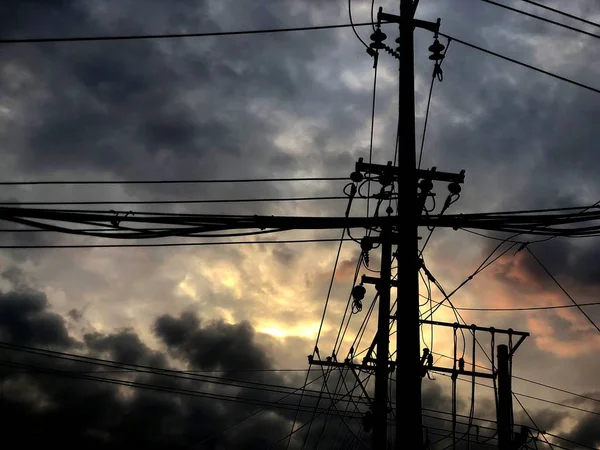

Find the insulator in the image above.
[
  {"left": 386, "top": 205, "right": 394, "bottom": 215},
  {"left": 428, "top": 38, "right": 445, "bottom": 61},
  {"left": 369, "top": 28, "right": 387, "bottom": 50},
  {"left": 360, "top": 237, "right": 373, "bottom": 252},
  {"left": 419, "top": 178, "right": 434, "bottom": 193},
  {"left": 379, "top": 173, "right": 392, "bottom": 187},
  {"left": 448, "top": 182, "right": 461, "bottom": 195},
  {"left": 350, "top": 171, "right": 364, "bottom": 183},
  {"left": 429, "top": 39, "right": 445, "bottom": 54},
  {"left": 353, "top": 298, "right": 363, "bottom": 313},
  {"left": 352, "top": 285, "right": 366, "bottom": 302},
  {"left": 458, "top": 357, "right": 465, "bottom": 371}
]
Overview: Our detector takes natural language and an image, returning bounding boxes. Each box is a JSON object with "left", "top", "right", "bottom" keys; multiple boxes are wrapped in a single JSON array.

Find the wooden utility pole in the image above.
[
  {"left": 373, "top": 228, "right": 392, "bottom": 449},
  {"left": 497, "top": 344, "right": 513, "bottom": 450},
  {"left": 397, "top": 0, "right": 422, "bottom": 447}
]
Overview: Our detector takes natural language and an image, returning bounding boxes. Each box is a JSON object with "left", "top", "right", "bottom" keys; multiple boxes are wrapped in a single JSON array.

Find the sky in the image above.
[{"left": 0, "top": 0, "right": 599, "bottom": 448}]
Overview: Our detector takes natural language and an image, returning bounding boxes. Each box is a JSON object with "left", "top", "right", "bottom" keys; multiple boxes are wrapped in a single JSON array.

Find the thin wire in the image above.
[
  {"left": 288, "top": 226, "right": 348, "bottom": 449},
  {"left": 0, "top": 22, "right": 381, "bottom": 45},
  {"left": 188, "top": 375, "right": 325, "bottom": 449},
  {"left": 367, "top": 61, "right": 379, "bottom": 218},
  {"left": 513, "top": 394, "right": 556, "bottom": 450},
  {"left": 417, "top": 37, "right": 450, "bottom": 170},
  {"left": 433, "top": 368, "right": 600, "bottom": 416},
  {"left": 3, "top": 367, "right": 315, "bottom": 374},
  {"left": 526, "top": 247, "right": 600, "bottom": 333},
  {"left": 0, "top": 176, "right": 347, "bottom": 186},
  {"left": 348, "top": 0, "right": 369, "bottom": 48},
  {"left": 542, "top": 431, "right": 598, "bottom": 450},
  {"left": 422, "top": 239, "right": 517, "bottom": 320},
  {"left": 0, "top": 359, "right": 360, "bottom": 416},
  {"left": 0, "top": 237, "right": 354, "bottom": 249},
  {"left": 512, "top": 375, "right": 600, "bottom": 404},
  {"left": 268, "top": 378, "right": 368, "bottom": 449},
  {"left": 481, "top": 0, "right": 600, "bottom": 40},
  {"left": 522, "top": 0, "right": 600, "bottom": 28},
  {"left": 0, "top": 196, "right": 352, "bottom": 206},
  {"left": 439, "top": 32, "right": 600, "bottom": 94},
  {"left": 444, "top": 301, "right": 600, "bottom": 312},
  {"left": 417, "top": 75, "right": 436, "bottom": 171}
]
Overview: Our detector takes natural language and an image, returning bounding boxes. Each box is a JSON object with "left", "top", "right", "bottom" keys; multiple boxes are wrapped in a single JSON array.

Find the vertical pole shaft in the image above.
[
  {"left": 374, "top": 227, "right": 392, "bottom": 449},
  {"left": 497, "top": 344, "right": 512, "bottom": 450},
  {"left": 397, "top": 0, "right": 422, "bottom": 448}
]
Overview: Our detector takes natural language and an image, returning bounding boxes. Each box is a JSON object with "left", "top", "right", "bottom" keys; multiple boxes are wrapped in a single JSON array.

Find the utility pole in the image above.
[
  {"left": 397, "top": 0, "right": 421, "bottom": 448},
  {"left": 376, "top": 1, "right": 440, "bottom": 447},
  {"left": 497, "top": 344, "right": 512, "bottom": 450},
  {"left": 373, "top": 227, "right": 392, "bottom": 449}
]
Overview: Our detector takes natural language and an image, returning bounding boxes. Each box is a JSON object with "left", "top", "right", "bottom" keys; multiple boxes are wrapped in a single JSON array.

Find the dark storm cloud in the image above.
[
  {"left": 0, "top": 278, "right": 389, "bottom": 449},
  {"left": 0, "top": 280, "right": 75, "bottom": 348},
  {"left": 0, "top": 0, "right": 371, "bottom": 196}
]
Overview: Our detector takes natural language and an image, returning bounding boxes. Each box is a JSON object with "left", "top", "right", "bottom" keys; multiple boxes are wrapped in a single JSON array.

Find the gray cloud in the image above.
[{"left": 0, "top": 0, "right": 599, "bottom": 447}]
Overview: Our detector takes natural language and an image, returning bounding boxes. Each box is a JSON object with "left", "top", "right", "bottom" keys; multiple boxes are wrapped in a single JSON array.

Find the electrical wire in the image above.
[
  {"left": 526, "top": 247, "right": 600, "bottom": 333},
  {"left": 348, "top": 0, "right": 369, "bottom": 48},
  {"left": 0, "top": 195, "right": 353, "bottom": 206},
  {"left": 0, "top": 22, "right": 381, "bottom": 45},
  {"left": 440, "top": 301, "right": 600, "bottom": 312},
  {"left": 288, "top": 193, "right": 354, "bottom": 449},
  {"left": 439, "top": 32, "right": 600, "bottom": 94},
  {"left": 418, "top": 37, "right": 450, "bottom": 170},
  {"left": 0, "top": 176, "right": 347, "bottom": 186},
  {"left": 542, "top": 431, "right": 598, "bottom": 450},
  {"left": 0, "top": 359, "right": 363, "bottom": 417},
  {"left": 0, "top": 237, "right": 355, "bottom": 249},
  {"left": 432, "top": 367, "right": 600, "bottom": 417},
  {"left": 267, "top": 377, "right": 369, "bottom": 449},
  {"left": 367, "top": 57, "right": 379, "bottom": 218},
  {"left": 522, "top": 0, "right": 600, "bottom": 29},
  {"left": 187, "top": 374, "right": 326, "bottom": 449},
  {"left": 481, "top": 0, "right": 600, "bottom": 40},
  {"left": 513, "top": 394, "right": 556, "bottom": 450},
  {"left": 0, "top": 341, "right": 362, "bottom": 402},
  {"left": 421, "top": 239, "right": 518, "bottom": 320}
]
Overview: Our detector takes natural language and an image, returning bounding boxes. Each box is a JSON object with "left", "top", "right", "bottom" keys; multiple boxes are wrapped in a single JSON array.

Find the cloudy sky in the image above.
[{"left": 0, "top": 0, "right": 599, "bottom": 448}]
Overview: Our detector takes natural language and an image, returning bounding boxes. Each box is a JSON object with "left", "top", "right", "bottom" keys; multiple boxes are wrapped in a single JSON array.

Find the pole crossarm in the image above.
[
  {"left": 430, "top": 366, "right": 495, "bottom": 380},
  {"left": 418, "top": 320, "right": 530, "bottom": 337}
]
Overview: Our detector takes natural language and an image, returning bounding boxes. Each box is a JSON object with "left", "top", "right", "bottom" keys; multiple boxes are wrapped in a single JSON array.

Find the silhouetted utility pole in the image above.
[
  {"left": 376, "top": 3, "right": 441, "bottom": 448},
  {"left": 373, "top": 227, "right": 392, "bottom": 449},
  {"left": 497, "top": 344, "right": 512, "bottom": 450}
]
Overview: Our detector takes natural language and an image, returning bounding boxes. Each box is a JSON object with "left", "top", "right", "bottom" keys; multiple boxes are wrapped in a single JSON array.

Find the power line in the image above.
[
  {"left": 0, "top": 176, "right": 347, "bottom": 186},
  {"left": 433, "top": 368, "right": 600, "bottom": 417},
  {"left": 526, "top": 247, "right": 600, "bottom": 333},
  {"left": 0, "top": 196, "right": 355, "bottom": 206},
  {"left": 481, "top": 0, "right": 600, "bottom": 40},
  {"left": 431, "top": 352, "right": 600, "bottom": 405},
  {"left": 348, "top": 0, "right": 369, "bottom": 48},
  {"left": 439, "top": 32, "right": 600, "bottom": 95},
  {"left": 437, "top": 300, "right": 600, "bottom": 312},
  {"left": 0, "top": 342, "right": 374, "bottom": 406},
  {"left": 522, "top": 0, "right": 600, "bottom": 29},
  {"left": 0, "top": 359, "right": 368, "bottom": 419},
  {"left": 543, "top": 430, "right": 599, "bottom": 450},
  {"left": 0, "top": 237, "right": 354, "bottom": 249},
  {"left": 512, "top": 375, "right": 600, "bottom": 405},
  {"left": 417, "top": 37, "right": 450, "bottom": 170},
  {"left": 513, "top": 394, "right": 556, "bottom": 450},
  {"left": 0, "top": 22, "right": 379, "bottom": 45}
]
